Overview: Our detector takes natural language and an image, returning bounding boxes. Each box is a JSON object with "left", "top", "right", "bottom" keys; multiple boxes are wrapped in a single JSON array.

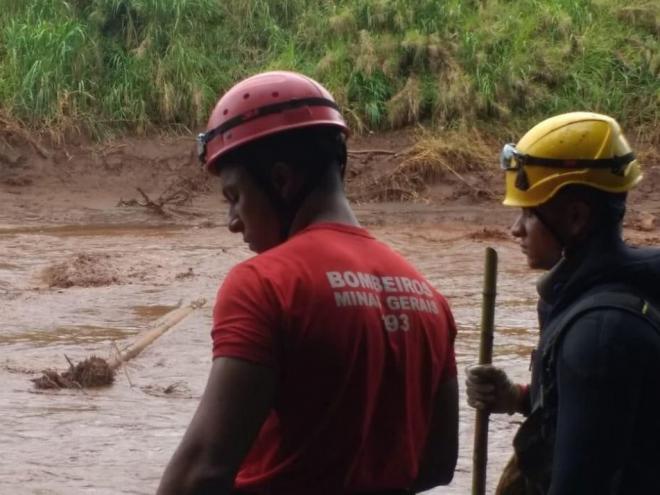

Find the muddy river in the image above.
[{"left": 0, "top": 196, "right": 539, "bottom": 494}]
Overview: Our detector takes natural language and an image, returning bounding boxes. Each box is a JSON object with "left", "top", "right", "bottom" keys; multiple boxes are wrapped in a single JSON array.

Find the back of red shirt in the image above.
[{"left": 212, "top": 223, "right": 457, "bottom": 494}]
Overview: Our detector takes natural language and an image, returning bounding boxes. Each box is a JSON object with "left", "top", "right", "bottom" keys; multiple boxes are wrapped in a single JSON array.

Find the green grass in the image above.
[{"left": 0, "top": 0, "right": 657, "bottom": 139}]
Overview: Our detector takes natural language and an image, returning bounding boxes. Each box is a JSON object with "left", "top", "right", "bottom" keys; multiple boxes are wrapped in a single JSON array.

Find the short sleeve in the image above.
[
  {"left": 438, "top": 295, "right": 458, "bottom": 381},
  {"left": 211, "top": 263, "right": 280, "bottom": 368}
]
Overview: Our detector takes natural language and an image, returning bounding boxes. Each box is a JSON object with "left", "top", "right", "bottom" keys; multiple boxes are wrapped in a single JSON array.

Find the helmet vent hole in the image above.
[
  {"left": 272, "top": 91, "right": 279, "bottom": 98},
  {"left": 243, "top": 93, "right": 250, "bottom": 99}
]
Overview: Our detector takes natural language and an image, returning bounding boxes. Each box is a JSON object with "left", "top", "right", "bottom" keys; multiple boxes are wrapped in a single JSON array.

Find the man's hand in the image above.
[
  {"left": 157, "top": 357, "right": 276, "bottom": 495},
  {"left": 465, "top": 365, "right": 524, "bottom": 415}
]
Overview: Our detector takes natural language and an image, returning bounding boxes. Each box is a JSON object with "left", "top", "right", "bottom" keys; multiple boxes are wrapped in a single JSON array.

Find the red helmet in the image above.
[{"left": 198, "top": 71, "right": 349, "bottom": 174}]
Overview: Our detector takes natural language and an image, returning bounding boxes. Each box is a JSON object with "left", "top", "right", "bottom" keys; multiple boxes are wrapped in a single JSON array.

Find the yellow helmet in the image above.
[{"left": 501, "top": 112, "right": 642, "bottom": 207}]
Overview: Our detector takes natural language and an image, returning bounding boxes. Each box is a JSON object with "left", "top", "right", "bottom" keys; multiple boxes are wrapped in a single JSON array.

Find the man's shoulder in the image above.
[
  {"left": 230, "top": 224, "right": 435, "bottom": 295},
  {"left": 555, "top": 294, "right": 660, "bottom": 373},
  {"left": 249, "top": 224, "right": 398, "bottom": 268}
]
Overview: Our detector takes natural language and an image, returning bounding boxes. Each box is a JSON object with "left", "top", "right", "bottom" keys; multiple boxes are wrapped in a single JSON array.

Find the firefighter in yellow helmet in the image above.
[{"left": 467, "top": 112, "right": 660, "bottom": 494}]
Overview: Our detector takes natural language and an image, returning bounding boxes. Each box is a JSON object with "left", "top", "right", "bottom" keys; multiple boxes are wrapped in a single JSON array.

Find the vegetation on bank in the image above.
[{"left": 0, "top": 0, "right": 658, "bottom": 139}]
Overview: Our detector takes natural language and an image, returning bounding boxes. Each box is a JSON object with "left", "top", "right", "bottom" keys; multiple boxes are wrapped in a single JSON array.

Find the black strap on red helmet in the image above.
[{"left": 197, "top": 97, "right": 340, "bottom": 164}]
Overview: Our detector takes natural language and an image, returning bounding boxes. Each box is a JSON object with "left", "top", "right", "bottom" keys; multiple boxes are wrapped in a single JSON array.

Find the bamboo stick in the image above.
[
  {"left": 472, "top": 247, "right": 498, "bottom": 495},
  {"left": 107, "top": 298, "right": 206, "bottom": 370}
]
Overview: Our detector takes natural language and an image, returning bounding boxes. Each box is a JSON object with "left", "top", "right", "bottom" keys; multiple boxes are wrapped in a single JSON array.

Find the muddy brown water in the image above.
[{"left": 0, "top": 199, "right": 539, "bottom": 494}]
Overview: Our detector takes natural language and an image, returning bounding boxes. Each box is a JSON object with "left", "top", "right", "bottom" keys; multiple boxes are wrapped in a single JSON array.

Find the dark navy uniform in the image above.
[{"left": 518, "top": 234, "right": 660, "bottom": 494}]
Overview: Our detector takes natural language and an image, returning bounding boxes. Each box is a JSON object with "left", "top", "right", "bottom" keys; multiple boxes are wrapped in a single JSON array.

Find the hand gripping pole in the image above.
[{"left": 472, "top": 247, "right": 498, "bottom": 495}]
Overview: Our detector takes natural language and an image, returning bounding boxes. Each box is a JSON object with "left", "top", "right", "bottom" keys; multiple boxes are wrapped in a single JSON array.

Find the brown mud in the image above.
[{"left": 1, "top": 130, "right": 658, "bottom": 494}]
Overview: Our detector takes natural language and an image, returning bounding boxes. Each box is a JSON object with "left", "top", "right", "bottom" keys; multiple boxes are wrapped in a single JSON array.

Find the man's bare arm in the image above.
[
  {"left": 157, "top": 357, "right": 276, "bottom": 495},
  {"left": 413, "top": 377, "right": 459, "bottom": 492}
]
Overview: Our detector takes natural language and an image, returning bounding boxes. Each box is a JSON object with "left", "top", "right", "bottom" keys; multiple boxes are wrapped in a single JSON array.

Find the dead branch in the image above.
[
  {"left": 136, "top": 187, "right": 168, "bottom": 216},
  {"left": 439, "top": 162, "right": 497, "bottom": 200},
  {"left": 0, "top": 115, "right": 50, "bottom": 159},
  {"left": 118, "top": 185, "right": 192, "bottom": 216}
]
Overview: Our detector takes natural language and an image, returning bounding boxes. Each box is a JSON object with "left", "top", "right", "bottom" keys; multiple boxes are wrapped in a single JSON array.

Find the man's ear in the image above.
[
  {"left": 566, "top": 199, "right": 592, "bottom": 239},
  {"left": 271, "top": 162, "right": 302, "bottom": 202}
]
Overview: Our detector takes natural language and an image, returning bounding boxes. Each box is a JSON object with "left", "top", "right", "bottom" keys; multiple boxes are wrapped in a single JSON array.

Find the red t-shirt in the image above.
[{"left": 212, "top": 223, "right": 457, "bottom": 494}]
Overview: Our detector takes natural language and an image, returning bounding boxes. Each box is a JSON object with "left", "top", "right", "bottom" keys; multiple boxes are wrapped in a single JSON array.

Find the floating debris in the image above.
[
  {"left": 32, "top": 356, "right": 115, "bottom": 389},
  {"left": 31, "top": 298, "right": 206, "bottom": 390}
]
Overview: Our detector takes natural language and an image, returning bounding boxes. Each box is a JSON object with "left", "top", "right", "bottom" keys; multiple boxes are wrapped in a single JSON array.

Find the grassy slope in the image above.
[{"left": 0, "top": 0, "right": 657, "bottom": 139}]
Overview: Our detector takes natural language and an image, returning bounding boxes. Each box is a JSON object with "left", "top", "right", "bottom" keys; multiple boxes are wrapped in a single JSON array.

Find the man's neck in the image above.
[{"left": 288, "top": 189, "right": 359, "bottom": 236}]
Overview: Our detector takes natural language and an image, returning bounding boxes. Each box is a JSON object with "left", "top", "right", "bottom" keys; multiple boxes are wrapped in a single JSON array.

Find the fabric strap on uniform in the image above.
[
  {"left": 545, "top": 290, "right": 660, "bottom": 363},
  {"left": 533, "top": 289, "right": 660, "bottom": 412},
  {"left": 531, "top": 208, "right": 567, "bottom": 248}
]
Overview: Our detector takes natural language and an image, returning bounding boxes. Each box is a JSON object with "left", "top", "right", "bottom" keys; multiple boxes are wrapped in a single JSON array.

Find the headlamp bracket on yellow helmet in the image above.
[{"left": 500, "top": 143, "right": 635, "bottom": 191}]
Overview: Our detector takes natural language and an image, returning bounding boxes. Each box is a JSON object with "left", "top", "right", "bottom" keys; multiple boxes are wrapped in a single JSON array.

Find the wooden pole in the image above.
[
  {"left": 472, "top": 247, "right": 498, "bottom": 495},
  {"left": 32, "top": 298, "right": 208, "bottom": 390},
  {"left": 107, "top": 298, "right": 206, "bottom": 370}
]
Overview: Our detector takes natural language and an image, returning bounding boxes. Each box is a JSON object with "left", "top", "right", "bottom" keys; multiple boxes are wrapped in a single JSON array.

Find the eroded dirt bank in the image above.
[{"left": 1, "top": 132, "right": 658, "bottom": 494}]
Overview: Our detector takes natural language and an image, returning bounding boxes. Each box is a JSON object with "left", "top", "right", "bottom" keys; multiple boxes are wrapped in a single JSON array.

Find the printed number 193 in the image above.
[{"left": 382, "top": 313, "right": 410, "bottom": 332}]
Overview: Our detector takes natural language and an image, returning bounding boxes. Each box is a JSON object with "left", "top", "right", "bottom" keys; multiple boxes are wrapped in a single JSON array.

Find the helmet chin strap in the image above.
[
  {"left": 279, "top": 186, "right": 314, "bottom": 239},
  {"left": 276, "top": 169, "right": 331, "bottom": 240},
  {"left": 247, "top": 166, "right": 324, "bottom": 242},
  {"left": 533, "top": 201, "right": 617, "bottom": 260},
  {"left": 531, "top": 207, "right": 570, "bottom": 255}
]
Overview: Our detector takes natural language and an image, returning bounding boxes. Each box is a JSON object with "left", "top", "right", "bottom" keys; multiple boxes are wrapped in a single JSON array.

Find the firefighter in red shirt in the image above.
[{"left": 157, "top": 71, "right": 458, "bottom": 495}]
